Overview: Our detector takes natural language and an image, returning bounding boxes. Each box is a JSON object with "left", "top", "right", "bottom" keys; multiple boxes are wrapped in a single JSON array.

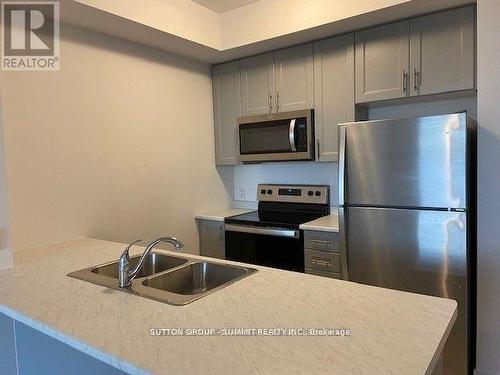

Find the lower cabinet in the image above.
[
  {"left": 303, "top": 230, "right": 344, "bottom": 279},
  {"left": 0, "top": 313, "right": 126, "bottom": 375},
  {"left": 0, "top": 313, "right": 17, "bottom": 375},
  {"left": 198, "top": 219, "right": 225, "bottom": 259}
]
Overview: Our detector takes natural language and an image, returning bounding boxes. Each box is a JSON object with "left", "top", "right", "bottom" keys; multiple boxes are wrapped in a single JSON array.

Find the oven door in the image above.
[
  {"left": 225, "top": 224, "right": 304, "bottom": 272},
  {"left": 238, "top": 109, "right": 314, "bottom": 163}
]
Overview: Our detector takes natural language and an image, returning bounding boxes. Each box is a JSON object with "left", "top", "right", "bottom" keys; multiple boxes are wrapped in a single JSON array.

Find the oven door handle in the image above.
[
  {"left": 289, "top": 119, "right": 296, "bottom": 152},
  {"left": 225, "top": 224, "right": 300, "bottom": 239}
]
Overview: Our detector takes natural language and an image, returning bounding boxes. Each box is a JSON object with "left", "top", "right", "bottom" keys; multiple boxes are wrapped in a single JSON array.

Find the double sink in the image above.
[{"left": 68, "top": 253, "right": 257, "bottom": 305}]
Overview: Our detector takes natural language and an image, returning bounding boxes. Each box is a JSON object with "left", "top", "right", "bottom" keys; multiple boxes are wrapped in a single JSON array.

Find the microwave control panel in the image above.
[{"left": 295, "top": 119, "right": 307, "bottom": 151}]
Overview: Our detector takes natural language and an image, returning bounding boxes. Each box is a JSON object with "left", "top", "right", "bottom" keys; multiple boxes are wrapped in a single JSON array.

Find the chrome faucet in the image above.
[{"left": 118, "top": 237, "right": 184, "bottom": 288}]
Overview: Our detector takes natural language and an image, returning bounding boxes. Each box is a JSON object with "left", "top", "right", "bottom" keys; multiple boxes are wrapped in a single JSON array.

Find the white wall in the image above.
[
  {"left": 72, "top": 0, "right": 221, "bottom": 48},
  {"left": 0, "top": 23, "right": 232, "bottom": 253},
  {"left": 220, "top": 0, "right": 474, "bottom": 49},
  {"left": 0, "top": 93, "right": 13, "bottom": 270},
  {"left": 65, "top": 0, "right": 473, "bottom": 64},
  {"left": 476, "top": 0, "right": 500, "bottom": 374},
  {"left": 221, "top": 0, "right": 413, "bottom": 48},
  {"left": 233, "top": 162, "right": 338, "bottom": 207}
]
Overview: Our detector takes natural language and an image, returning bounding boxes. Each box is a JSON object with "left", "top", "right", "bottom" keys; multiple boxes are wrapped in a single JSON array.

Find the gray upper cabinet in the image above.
[
  {"left": 240, "top": 45, "right": 314, "bottom": 115},
  {"left": 240, "top": 52, "right": 274, "bottom": 116},
  {"left": 274, "top": 44, "right": 314, "bottom": 112},
  {"left": 410, "top": 6, "right": 475, "bottom": 96},
  {"left": 355, "top": 6, "right": 475, "bottom": 104},
  {"left": 355, "top": 21, "right": 410, "bottom": 103},
  {"left": 314, "top": 34, "right": 355, "bottom": 162},
  {"left": 212, "top": 61, "right": 241, "bottom": 165}
]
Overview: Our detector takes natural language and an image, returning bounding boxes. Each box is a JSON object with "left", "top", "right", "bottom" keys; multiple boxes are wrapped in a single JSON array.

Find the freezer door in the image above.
[
  {"left": 345, "top": 207, "right": 468, "bottom": 375},
  {"left": 343, "top": 113, "right": 467, "bottom": 208}
]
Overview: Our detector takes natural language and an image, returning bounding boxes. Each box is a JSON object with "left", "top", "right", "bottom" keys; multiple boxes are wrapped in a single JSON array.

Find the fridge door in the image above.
[
  {"left": 345, "top": 206, "right": 468, "bottom": 375},
  {"left": 342, "top": 113, "right": 467, "bottom": 209}
]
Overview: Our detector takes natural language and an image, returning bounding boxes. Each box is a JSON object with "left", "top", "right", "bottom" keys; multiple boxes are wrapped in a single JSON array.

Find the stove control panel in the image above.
[{"left": 257, "top": 184, "right": 329, "bottom": 205}]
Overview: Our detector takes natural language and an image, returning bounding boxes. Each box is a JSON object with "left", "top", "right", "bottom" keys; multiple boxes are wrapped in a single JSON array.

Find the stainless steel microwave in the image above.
[{"left": 238, "top": 109, "right": 314, "bottom": 163}]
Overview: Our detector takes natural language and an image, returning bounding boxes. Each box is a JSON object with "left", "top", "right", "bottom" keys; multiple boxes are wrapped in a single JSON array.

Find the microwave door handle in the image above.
[{"left": 289, "top": 119, "right": 296, "bottom": 152}]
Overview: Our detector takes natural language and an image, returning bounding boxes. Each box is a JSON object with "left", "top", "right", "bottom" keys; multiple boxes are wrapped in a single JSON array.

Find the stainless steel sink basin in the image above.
[
  {"left": 68, "top": 253, "right": 256, "bottom": 306},
  {"left": 91, "top": 253, "right": 187, "bottom": 279},
  {"left": 143, "top": 260, "right": 251, "bottom": 294}
]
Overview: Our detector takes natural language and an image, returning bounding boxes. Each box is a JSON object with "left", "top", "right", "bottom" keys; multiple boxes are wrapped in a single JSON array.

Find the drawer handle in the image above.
[
  {"left": 310, "top": 239, "right": 331, "bottom": 245},
  {"left": 311, "top": 258, "right": 332, "bottom": 267}
]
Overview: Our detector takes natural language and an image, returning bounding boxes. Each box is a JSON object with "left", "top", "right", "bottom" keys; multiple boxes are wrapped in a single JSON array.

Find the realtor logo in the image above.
[{"left": 1, "top": 1, "right": 60, "bottom": 70}]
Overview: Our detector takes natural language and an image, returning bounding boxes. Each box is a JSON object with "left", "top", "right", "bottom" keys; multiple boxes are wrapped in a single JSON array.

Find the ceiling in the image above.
[{"left": 190, "top": 0, "right": 260, "bottom": 13}]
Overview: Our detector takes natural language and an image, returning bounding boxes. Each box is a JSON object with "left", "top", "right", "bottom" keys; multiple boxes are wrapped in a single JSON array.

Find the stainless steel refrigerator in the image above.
[{"left": 338, "top": 113, "right": 475, "bottom": 375}]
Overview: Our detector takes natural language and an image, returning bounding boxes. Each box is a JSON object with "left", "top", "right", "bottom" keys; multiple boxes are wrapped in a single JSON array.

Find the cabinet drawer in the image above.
[
  {"left": 305, "top": 268, "right": 342, "bottom": 279},
  {"left": 305, "top": 249, "right": 341, "bottom": 273},
  {"left": 304, "top": 231, "right": 339, "bottom": 252}
]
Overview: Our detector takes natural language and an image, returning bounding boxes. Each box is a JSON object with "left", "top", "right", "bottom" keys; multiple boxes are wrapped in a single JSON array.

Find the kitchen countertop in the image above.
[
  {"left": 300, "top": 209, "right": 339, "bottom": 232},
  {"left": 194, "top": 208, "right": 254, "bottom": 222},
  {"left": 0, "top": 238, "right": 456, "bottom": 375}
]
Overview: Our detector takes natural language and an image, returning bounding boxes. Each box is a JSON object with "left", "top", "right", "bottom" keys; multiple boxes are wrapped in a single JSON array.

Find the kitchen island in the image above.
[{"left": 0, "top": 239, "right": 456, "bottom": 375}]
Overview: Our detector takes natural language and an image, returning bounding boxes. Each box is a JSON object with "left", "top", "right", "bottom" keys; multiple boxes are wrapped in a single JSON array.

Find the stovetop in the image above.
[{"left": 225, "top": 202, "right": 330, "bottom": 229}]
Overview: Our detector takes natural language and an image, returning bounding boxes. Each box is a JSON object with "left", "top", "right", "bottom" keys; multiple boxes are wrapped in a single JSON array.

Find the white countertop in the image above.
[
  {"left": 195, "top": 208, "right": 254, "bottom": 222},
  {"left": 300, "top": 209, "right": 339, "bottom": 232},
  {"left": 0, "top": 239, "right": 456, "bottom": 375}
]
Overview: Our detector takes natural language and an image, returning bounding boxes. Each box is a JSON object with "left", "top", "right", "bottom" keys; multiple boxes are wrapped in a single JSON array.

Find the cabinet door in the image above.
[
  {"left": 0, "top": 313, "right": 17, "bottom": 375},
  {"left": 240, "top": 53, "right": 274, "bottom": 116},
  {"left": 212, "top": 61, "right": 241, "bottom": 165},
  {"left": 274, "top": 43, "right": 314, "bottom": 112},
  {"left": 314, "top": 34, "right": 354, "bottom": 161},
  {"left": 410, "top": 6, "right": 475, "bottom": 96},
  {"left": 15, "top": 321, "right": 126, "bottom": 374},
  {"left": 199, "top": 220, "right": 225, "bottom": 259},
  {"left": 355, "top": 21, "right": 410, "bottom": 103}
]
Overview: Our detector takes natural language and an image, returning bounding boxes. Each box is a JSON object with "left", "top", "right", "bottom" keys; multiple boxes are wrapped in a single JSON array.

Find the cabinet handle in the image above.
[
  {"left": 276, "top": 92, "right": 280, "bottom": 112},
  {"left": 402, "top": 70, "right": 408, "bottom": 93},
  {"left": 311, "top": 257, "right": 333, "bottom": 267},
  {"left": 317, "top": 140, "right": 320, "bottom": 160},
  {"left": 413, "top": 68, "right": 420, "bottom": 91},
  {"left": 310, "top": 239, "right": 331, "bottom": 245},
  {"left": 268, "top": 94, "right": 273, "bottom": 113}
]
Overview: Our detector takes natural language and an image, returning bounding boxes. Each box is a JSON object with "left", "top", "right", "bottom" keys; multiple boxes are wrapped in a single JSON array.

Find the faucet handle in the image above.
[{"left": 120, "top": 238, "right": 143, "bottom": 261}]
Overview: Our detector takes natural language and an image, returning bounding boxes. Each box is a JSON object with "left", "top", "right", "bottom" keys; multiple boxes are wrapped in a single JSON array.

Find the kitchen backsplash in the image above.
[{"left": 232, "top": 162, "right": 338, "bottom": 207}]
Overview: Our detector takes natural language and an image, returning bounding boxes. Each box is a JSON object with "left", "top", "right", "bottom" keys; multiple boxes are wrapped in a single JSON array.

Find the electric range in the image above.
[{"left": 225, "top": 184, "right": 330, "bottom": 272}]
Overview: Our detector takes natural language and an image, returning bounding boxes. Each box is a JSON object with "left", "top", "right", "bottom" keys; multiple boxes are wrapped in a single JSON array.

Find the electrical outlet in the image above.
[{"left": 238, "top": 187, "right": 246, "bottom": 200}]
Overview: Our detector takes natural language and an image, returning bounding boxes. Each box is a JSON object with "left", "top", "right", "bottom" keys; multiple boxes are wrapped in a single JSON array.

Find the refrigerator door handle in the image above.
[
  {"left": 338, "top": 207, "right": 349, "bottom": 280},
  {"left": 338, "top": 125, "right": 346, "bottom": 206}
]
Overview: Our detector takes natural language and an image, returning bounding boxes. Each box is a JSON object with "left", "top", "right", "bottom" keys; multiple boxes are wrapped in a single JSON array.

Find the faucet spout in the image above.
[{"left": 118, "top": 237, "right": 184, "bottom": 288}]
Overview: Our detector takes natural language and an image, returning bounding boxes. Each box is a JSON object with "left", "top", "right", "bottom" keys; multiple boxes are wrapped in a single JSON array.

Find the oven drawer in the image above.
[
  {"left": 225, "top": 225, "right": 305, "bottom": 273},
  {"left": 304, "top": 231, "right": 339, "bottom": 252},
  {"left": 305, "top": 268, "right": 342, "bottom": 279},
  {"left": 304, "top": 249, "right": 341, "bottom": 273}
]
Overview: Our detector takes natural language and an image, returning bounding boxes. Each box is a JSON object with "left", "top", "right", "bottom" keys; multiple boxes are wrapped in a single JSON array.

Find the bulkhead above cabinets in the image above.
[{"left": 211, "top": 5, "right": 476, "bottom": 167}]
